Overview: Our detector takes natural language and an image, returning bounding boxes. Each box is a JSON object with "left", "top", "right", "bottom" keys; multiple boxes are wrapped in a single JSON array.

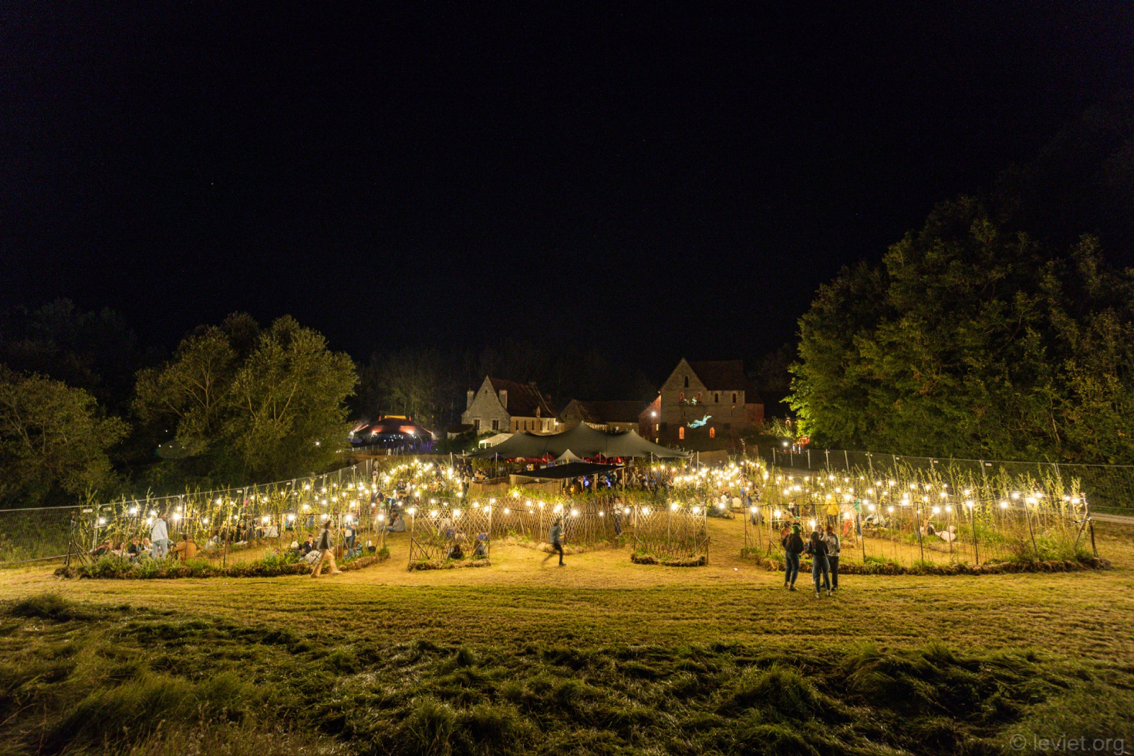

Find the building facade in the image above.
[
  {"left": 560, "top": 399, "right": 647, "bottom": 433},
  {"left": 651, "top": 359, "right": 764, "bottom": 443},
  {"left": 462, "top": 376, "right": 561, "bottom": 435}
]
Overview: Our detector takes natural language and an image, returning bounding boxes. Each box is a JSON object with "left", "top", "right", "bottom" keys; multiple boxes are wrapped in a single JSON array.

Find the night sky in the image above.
[{"left": 3, "top": 3, "right": 1133, "bottom": 377}]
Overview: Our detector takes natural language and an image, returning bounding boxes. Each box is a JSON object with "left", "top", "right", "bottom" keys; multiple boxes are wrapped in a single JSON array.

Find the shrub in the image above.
[
  {"left": 719, "top": 665, "right": 830, "bottom": 721},
  {"left": 7, "top": 593, "right": 93, "bottom": 622},
  {"left": 455, "top": 702, "right": 529, "bottom": 755},
  {"left": 397, "top": 698, "right": 456, "bottom": 756}
]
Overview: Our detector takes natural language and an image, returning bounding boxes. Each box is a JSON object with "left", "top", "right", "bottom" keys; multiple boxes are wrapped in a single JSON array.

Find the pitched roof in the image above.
[
  {"left": 687, "top": 360, "right": 759, "bottom": 397},
  {"left": 487, "top": 377, "right": 559, "bottom": 419},
  {"left": 568, "top": 400, "right": 648, "bottom": 425}
]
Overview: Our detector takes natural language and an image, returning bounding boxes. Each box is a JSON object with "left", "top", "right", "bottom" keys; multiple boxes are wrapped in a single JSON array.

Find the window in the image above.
[
  {"left": 684, "top": 376, "right": 689, "bottom": 388},
  {"left": 492, "top": 419, "right": 499, "bottom": 431},
  {"left": 678, "top": 426, "right": 685, "bottom": 440},
  {"left": 654, "top": 423, "right": 659, "bottom": 432},
  {"left": 732, "top": 392, "right": 737, "bottom": 403},
  {"left": 714, "top": 392, "right": 719, "bottom": 403},
  {"left": 474, "top": 419, "right": 481, "bottom": 431},
  {"left": 679, "top": 392, "right": 685, "bottom": 402},
  {"left": 709, "top": 427, "right": 716, "bottom": 439}
]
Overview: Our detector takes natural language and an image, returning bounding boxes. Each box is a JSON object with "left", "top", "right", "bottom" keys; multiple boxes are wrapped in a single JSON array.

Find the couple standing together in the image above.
[{"left": 781, "top": 523, "right": 841, "bottom": 596}]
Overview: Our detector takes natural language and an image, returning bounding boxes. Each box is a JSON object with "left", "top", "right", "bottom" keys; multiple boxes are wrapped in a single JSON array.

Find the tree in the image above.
[
  {"left": 357, "top": 347, "right": 456, "bottom": 429},
  {"left": 0, "top": 366, "right": 128, "bottom": 508},
  {"left": 134, "top": 314, "right": 356, "bottom": 483},
  {"left": 0, "top": 299, "right": 144, "bottom": 413},
  {"left": 790, "top": 198, "right": 1134, "bottom": 463}
]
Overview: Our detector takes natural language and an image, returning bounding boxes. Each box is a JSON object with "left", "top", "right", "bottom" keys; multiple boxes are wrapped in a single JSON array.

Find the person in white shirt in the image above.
[{"left": 150, "top": 515, "right": 170, "bottom": 559}]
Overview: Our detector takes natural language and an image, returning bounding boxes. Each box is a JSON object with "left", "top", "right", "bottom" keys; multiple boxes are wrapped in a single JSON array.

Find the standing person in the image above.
[
  {"left": 806, "top": 531, "right": 831, "bottom": 597},
  {"left": 312, "top": 520, "right": 342, "bottom": 577},
  {"left": 542, "top": 518, "right": 565, "bottom": 567},
  {"left": 824, "top": 525, "right": 841, "bottom": 592},
  {"left": 781, "top": 524, "right": 804, "bottom": 590},
  {"left": 343, "top": 520, "right": 357, "bottom": 558},
  {"left": 150, "top": 514, "right": 170, "bottom": 559},
  {"left": 825, "top": 500, "right": 840, "bottom": 529}
]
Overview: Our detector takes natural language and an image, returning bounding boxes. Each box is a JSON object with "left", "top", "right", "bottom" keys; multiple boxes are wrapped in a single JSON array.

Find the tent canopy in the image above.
[
  {"left": 513, "top": 461, "right": 619, "bottom": 480},
  {"left": 464, "top": 424, "right": 689, "bottom": 460}
]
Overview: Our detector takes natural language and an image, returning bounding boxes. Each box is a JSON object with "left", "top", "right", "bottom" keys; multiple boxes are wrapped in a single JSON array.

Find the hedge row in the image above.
[
  {"left": 55, "top": 552, "right": 389, "bottom": 580},
  {"left": 630, "top": 553, "right": 707, "bottom": 567},
  {"left": 741, "top": 549, "right": 1109, "bottom": 576},
  {"left": 408, "top": 558, "right": 491, "bottom": 571}
]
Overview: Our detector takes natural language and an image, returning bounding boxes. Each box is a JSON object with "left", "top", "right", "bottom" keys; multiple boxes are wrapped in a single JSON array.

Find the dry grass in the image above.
[
  {"left": 3, "top": 519, "right": 1133, "bottom": 659},
  {"left": 2, "top": 518, "right": 1133, "bottom": 755}
]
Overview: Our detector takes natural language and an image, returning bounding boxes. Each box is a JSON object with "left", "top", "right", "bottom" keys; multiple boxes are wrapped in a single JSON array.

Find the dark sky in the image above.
[{"left": 3, "top": 3, "right": 1133, "bottom": 377}]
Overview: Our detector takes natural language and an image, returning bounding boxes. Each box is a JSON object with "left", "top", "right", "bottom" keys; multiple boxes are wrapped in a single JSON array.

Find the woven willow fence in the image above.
[
  {"left": 746, "top": 454, "right": 1097, "bottom": 568},
  {"left": 0, "top": 461, "right": 386, "bottom": 567},
  {"left": 770, "top": 447, "right": 1134, "bottom": 513},
  {"left": 406, "top": 504, "right": 493, "bottom": 568}
]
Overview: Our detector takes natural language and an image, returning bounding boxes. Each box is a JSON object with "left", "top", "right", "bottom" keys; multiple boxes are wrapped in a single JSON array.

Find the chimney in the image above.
[
  {"left": 466, "top": 390, "right": 474, "bottom": 409},
  {"left": 498, "top": 389, "right": 507, "bottom": 409}
]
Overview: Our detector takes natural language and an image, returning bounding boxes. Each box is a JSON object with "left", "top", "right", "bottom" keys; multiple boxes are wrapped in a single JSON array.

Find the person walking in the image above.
[
  {"left": 312, "top": 520, "right": 342, "bottom": 578},
  {"left": 824, "top": 525, "right": 841, "bottom": 592},
  {"left": 542, "top": 518, "right": 565, "bottom": 567},
  {"left": 781, "top": 524, "right": 804, "bottom": 590},
  {"left": 150, "top": 514, "right": 170, "bottom": 559},
  {"left": 806, "top": 530, "right": 831, "bottom": 597}
]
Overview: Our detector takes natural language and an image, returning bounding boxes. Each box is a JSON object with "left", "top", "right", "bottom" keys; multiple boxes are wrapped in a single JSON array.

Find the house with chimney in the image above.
[
  {"left": 462, "top": 376, "right": 561, "bottom": 435},
  {"left": 648, "top": 359, "right": 764, "bottom": 443},
  {"left": 560, "top": 399, "right": 648, "bottom": 433}
]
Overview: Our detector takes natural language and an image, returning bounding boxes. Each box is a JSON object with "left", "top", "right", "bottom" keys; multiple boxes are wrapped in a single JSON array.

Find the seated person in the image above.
[
  {"left": 92, "top": 541, "right": 112, "bottom": 557},
  {"left": 171, "top": 535, "right": 198, "bottom": 561},
  {"left": 473, "top": 532, "right": 489, "bottom": 558},
  {"left": 446, "top": 542, "right": 464, "bottom": 560},
  {"left": 386, "top": 513, "right": 406, "bottom": 533},
  {"left": 300, "top": 536, "right": 316, "bottom": 555},
  {"left": 938, "top": 525, "right": 958, "bottom": 543},
  {"left": 127, "top": 539, "right": 142, "bottom": 559}
]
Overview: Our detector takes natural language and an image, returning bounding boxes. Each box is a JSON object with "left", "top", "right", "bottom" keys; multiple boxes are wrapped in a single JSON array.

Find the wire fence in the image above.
[
  {"left": 0, "top": 461, "right": 384, "bottom": 567},
  {"left": 768, "top": 448, "right": 1134, "bottom": 513},
  {"left": 745, "top": 449, "right": 1099, "bottom": 568}
]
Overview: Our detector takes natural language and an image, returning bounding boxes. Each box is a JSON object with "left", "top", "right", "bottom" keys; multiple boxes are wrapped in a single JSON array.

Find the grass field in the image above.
[{"left": 1, "top": 518, "right": 1132, "bottom": 755}]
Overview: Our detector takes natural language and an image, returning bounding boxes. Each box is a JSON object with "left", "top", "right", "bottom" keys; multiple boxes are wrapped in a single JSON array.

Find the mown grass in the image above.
[
  {"left": 1, "top": 594, "right": 1132, "bottom": 755},
  {"left": 1, "top": 520, "right": 1133, "bottom": 754}
]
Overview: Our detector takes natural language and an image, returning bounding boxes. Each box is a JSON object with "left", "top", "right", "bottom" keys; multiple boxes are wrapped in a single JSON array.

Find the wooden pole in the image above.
[
  {"left": 1024, "top": 501, "right": 1040, "bottom": 560},
  {"left": 914, "top": 505, "right": 925, "bottom": 563},
  {"left": 971, "top": 503, "right": 979, "bottom": 565}
]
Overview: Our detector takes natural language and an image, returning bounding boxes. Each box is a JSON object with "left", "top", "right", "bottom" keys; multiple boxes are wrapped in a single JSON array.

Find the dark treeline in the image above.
[
  {"left": 0, "top": 304, "right": 790, "bottom": 509},
  {"left": 0, "top": 309, "right": 357, "bottom": 508},
  {"left": 791, "top": 93, "right": 1134, "bottom": 464}
]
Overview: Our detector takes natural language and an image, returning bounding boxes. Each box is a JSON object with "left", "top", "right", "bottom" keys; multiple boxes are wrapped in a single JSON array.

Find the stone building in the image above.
[
  {"left": 462, "top": 376, "right": 561, "bottom": 435},
  {"left": 560, "top": 399, "right": 648, "bottom": 433},
  {"left": 650, "top": 359, "right": 763, "bottom": 443}
]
